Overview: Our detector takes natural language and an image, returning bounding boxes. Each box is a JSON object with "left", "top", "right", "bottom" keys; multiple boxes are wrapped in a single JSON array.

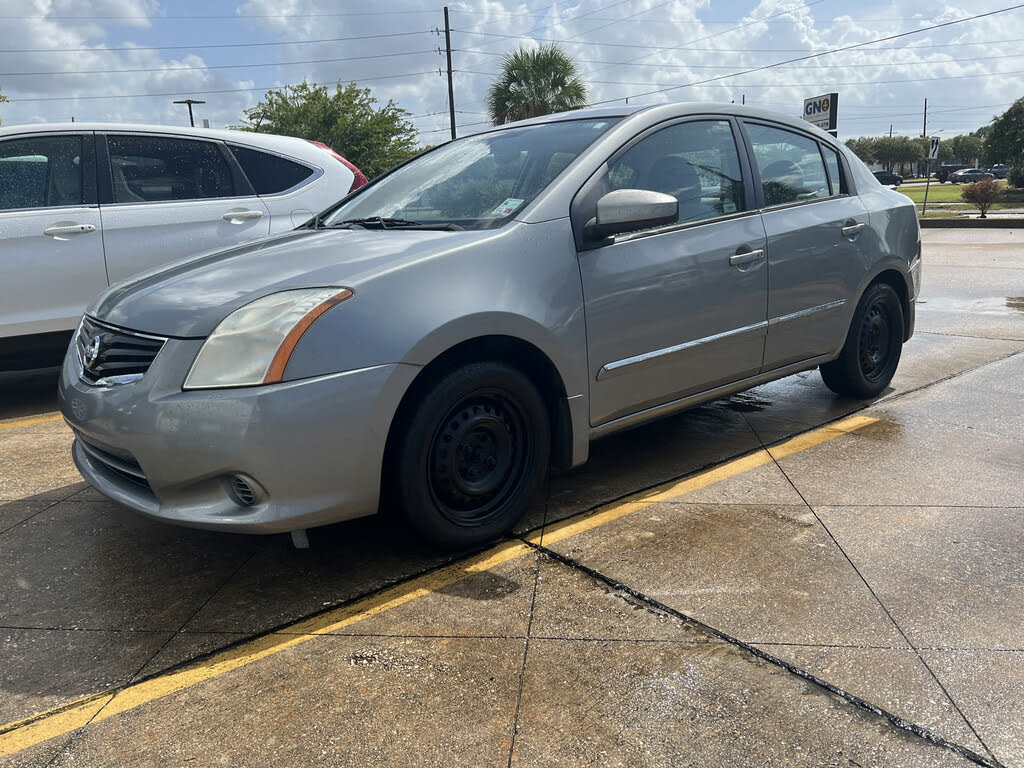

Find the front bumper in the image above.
[{"left": 58, "top": 337, "right": 419, "bottom": 533}]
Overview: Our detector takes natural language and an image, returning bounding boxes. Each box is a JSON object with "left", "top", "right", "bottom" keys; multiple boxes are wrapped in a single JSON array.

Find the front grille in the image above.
[{"left": 77, "top": 316, "right": 165, "bottom": 385}]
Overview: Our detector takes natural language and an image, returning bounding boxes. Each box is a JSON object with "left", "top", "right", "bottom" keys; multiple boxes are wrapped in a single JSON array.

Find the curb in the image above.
[{"left": 919, "top": 218, "right": 1024, "bottom": 228}]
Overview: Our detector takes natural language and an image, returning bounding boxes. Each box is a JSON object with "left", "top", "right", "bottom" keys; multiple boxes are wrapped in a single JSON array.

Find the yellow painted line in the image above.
[
  {"left": 0, "top": 414, "right": 64, "bottom": 431},
  {"left": 0, "top": 414, "right": 877, "bottom": 757}
]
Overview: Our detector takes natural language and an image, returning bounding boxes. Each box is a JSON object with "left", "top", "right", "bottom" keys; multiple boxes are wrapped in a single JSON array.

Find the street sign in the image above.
[
  {"left": 929, "top": 136, "right": 940, "bottom": 160},
  {"left": 802, "top": 92, "right": 838, "bottom": 135}
]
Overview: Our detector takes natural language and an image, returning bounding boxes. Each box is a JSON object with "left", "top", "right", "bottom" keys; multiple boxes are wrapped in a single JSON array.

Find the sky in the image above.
[{"left": 1, "top": 0, "right": 1022, "bottom": 144}]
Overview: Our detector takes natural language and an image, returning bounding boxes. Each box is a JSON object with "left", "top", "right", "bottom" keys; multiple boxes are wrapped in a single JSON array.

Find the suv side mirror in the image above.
[{"left": 585, "top": 189, "right": 679, "bottom": 239}]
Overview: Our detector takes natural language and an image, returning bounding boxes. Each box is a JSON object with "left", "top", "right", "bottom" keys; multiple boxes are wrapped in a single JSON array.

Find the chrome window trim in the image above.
[
  {"left": 598, "top": 320, "right": 768, "bottom": 380},
  {"left": 768, "top": 299, "right": 847, "bottom": 326}
]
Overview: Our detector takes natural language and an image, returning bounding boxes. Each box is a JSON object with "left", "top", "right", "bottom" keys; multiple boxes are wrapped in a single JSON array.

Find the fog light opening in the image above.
[{"left": 228, "top": 474, "right": 259, "bottom": 507}]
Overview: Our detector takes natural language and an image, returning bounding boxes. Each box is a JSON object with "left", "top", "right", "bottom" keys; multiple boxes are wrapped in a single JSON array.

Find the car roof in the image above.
[
  {"left": 483, "top": 101, "right": 845, "bottom": 145},
  {"left": 0, "top": 121, "right": 321, "bottom": 153}
]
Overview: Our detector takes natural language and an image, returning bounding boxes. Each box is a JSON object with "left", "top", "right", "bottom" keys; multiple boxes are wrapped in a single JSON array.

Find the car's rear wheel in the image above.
[
  {"left": 820, "top": 282, "right": 904, "bottom": 398},
  {"left": 396, "top": 361, "right": 549, "bottom": 549}
]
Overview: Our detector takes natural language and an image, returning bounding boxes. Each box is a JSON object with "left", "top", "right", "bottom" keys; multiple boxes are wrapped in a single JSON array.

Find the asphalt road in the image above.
[{"left": 1, "top": 229, "right": 1022, "bottom": 767}]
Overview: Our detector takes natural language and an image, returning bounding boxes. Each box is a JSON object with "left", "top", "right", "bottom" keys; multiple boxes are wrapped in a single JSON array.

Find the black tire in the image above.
[
  {"left": 396, "top": 361, "right": 550, "bottom": 549},
  {"left": 820, "top": 282, "right": 905, "bottom": 398}
]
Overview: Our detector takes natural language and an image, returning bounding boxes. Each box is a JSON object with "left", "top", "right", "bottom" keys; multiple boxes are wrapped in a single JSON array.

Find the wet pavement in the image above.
[{"left": 1, "top": 228, "right": 1022, "bottom": 766}]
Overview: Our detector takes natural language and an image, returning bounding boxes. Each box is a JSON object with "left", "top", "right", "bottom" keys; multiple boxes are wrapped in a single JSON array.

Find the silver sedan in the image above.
[{"left": 58, "top": 103, "right": 921, "bottom": 548}]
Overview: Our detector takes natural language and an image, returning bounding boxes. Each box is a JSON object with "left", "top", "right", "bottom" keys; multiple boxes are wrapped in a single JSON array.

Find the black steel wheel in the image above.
[
  {"left": 396, "top": 362, "right": 549, "bottom": 548},
  {"left": 820, "top": 282, "right": 905, "bottom": 398}
]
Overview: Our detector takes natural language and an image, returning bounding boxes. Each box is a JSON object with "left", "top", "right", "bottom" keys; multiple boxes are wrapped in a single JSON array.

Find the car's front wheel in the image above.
[
  {"left": 396, "top": 361, "right": 550, "bottom": 549},
  {"left": 820, "top": 282, "right": 905, "bottom": 398}
]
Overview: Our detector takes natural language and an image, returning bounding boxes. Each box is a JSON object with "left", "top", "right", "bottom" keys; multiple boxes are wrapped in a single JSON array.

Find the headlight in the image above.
[{"left": 183, "top": 288, "right": 353, "bottom": 390}]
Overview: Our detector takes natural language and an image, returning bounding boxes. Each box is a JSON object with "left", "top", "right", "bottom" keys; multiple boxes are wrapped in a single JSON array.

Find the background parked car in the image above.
[
  {"left": 949, "top": 168, "right": 995, "bottom": 184},
  {"left": 872, "top": 170, "right": 903, "bottom": 187},
  {"left": 938, "top": 164, "right": 971, "bottom": 182},
  {"left": 987, "top": 164, "right": 1009, "bottom": 179},
  {"left": 0, "top": 123, "right": 367, "bottom": 369}
]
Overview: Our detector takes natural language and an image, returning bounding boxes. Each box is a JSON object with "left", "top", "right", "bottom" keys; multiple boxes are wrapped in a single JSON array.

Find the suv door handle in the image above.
[
  {"left": 223, "top": 210, "right": 264, "bottom": 223},
  {"left": 729, "top": 249, "right": 765, "bottom": 267},
  {"left": 842, "top": 222, "right": 867, "bottom": 237},
  {"left": 43, "top": 224, "right": 96, "bottom": 236}
]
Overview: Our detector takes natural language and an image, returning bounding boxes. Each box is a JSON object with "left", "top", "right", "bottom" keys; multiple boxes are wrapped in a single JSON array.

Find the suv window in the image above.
[
  {"left": 0, "top": 135, "right": 83, "bottom": 211},
  {"left": 107, "top": 135, "right": 234, "bottom": 203},
  {"left": 229, "top": 145, "right": 314, "bottom": 194},
  {"left": 606, "top": 119, "right": 746, "bottom": 225},
  {"left": 746, "top": 123, "right": 830, "bottom": 207}
]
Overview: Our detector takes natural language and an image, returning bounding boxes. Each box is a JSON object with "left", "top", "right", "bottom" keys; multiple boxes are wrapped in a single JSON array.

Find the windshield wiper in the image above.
[{"left": 330, "top": 216, "right": 463, "bottom": 231}]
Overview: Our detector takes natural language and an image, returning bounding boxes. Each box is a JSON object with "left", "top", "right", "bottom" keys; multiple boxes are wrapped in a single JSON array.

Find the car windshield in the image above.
[{"left": 321, "top": 118, "right": 618, "bottom": 230}]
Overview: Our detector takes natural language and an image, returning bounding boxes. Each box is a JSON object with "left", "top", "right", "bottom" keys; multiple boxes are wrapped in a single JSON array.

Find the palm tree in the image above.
[{"left": 486, "top": 45, "right": 588, "bottom": 125}]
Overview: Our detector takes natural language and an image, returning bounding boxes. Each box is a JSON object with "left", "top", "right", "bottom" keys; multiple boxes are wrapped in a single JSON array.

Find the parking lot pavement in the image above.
[{"left": 1, "top": 229, "right": 1022, "bottom": 766}]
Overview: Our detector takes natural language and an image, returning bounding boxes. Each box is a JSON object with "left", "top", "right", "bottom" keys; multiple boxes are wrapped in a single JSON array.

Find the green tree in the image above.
[
  {"left": 0, "top": 86, "right": 8, "bottom": 126},
  {"left": 238, "top": 81, "right": 418, "bottom": 179},
  {"left": 844, "top": 137, "right": 876, "bottom": 165},
  {"left": 486, "top": 44, "right": 588, "bottom": 125},
  {"left": 949, "top": 134, "right": 983, "bottom": 166},
  {"left": 872, "top": 136, "right": 924, "bottom": 175},
  {"left": 984, "top": 97, "right": 1024, "bottom": 187}
]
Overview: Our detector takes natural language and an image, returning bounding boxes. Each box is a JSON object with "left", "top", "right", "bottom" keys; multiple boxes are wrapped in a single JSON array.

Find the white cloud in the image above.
[{"left": 1, "top": 0, "right": 1021, "bottom": 139}]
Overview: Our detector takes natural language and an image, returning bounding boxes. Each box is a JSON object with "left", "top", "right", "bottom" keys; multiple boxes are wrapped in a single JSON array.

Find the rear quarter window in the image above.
[{"left": 229, "top": 145, "right": 315, "bottom": 194}]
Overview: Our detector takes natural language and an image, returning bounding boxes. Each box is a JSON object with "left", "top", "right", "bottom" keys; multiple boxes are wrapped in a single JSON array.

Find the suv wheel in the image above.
[
  {"left": 820, "top": 282, "right": 905, "bottom": 398},
  {"left": 396, "top": 361, "right": 550, "bottom": 548}
]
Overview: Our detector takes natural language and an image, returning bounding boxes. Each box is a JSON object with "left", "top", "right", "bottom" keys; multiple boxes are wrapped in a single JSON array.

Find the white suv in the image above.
[{"left": 0, "top": 123, "right": 367, "bottom": 369}]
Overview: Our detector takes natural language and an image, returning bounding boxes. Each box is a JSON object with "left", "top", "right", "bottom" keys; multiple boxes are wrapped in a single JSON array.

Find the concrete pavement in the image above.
[{"left": 1, "top": 229, "right": 1022, "bottom": 767}]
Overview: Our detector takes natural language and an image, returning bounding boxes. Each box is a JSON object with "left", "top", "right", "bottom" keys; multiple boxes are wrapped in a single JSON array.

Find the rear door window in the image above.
[
  {"left": 228, "top": 145, "right": 315, "bottom": 194},
  {"left": 745, "top": 123, "right": 831, "bottom": 207},
  {"left": 0, "top": 135, "right": 83, "bottom": 210},
  {"left": 107, "top": 135, "right": 235, "bottom": 203}
]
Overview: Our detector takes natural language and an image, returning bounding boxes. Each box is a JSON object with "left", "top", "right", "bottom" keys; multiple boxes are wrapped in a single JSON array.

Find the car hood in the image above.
[{"left": 90, "top": 227, "right": 498, "bottom": 337}]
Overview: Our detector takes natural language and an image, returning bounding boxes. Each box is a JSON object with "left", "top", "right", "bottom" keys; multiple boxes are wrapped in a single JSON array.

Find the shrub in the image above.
[
  {"left": 960, "top": 178, "right": 1004, "bottom": 218},
  {"left": 1008, "top": 164, "right": 1024, "bottom": 189}
]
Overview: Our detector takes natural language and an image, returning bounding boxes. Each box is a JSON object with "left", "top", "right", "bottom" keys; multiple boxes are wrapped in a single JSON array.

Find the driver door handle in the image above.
[
  {"left": 729, "top": 249, "right": 765, "bottom": 267},
  {"left": 43, "top": 224, "right": 96, "bottom": 236},
  {"left": 223, "top": 210, "right": 264, "bottom": 222},
  {"left": 842, "top": 222, "right": 867, "bottom": 237}
]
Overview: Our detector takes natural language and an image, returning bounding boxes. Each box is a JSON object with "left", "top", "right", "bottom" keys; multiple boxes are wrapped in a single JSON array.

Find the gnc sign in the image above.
[{"left": 802, "top": 92, "right": 838, "bottom": 135}]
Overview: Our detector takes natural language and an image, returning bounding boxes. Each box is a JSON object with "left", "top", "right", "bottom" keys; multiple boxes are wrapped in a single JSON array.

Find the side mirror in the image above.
[{"left": 586, "top": 189, "right": 678, "bottom": 239}]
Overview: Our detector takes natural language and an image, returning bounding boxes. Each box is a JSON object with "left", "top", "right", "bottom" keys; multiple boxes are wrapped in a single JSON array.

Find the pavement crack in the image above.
[
  {"left": 738, "top": 410, "right": 1004, "bottom": 767},
  {"left": 520, "top": 540, "right": 1002, "bottom": 768}
]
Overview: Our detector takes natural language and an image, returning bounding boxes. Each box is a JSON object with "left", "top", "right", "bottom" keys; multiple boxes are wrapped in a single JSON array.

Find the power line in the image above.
[
  {"left": 464, "top": 51, "right": 1024, "bottom": 72},
  {"left": 0, "top": 49, "right": 438, "bottom": 77},
  {"left": 7, "top": 71, "right": 441, "bottom": 103},
  {"left": 583, "top": 0, "right": 829, "bottom": 77},
  {"left": 587, "top": 2, "right": 1024, "bottom": 106},
  {"left": 459, "top": 66, "right": 1024, "bottom": 88},
  {"left": 0, "top": 31, "right": 433, "bottom": 55},
  {"left": 459, "top": 36, "right": 1024, "bottom": 58},
  {"left": 0, "top": 10, "right": 444, "bottom": 20},
  {"left": 418, "top": 120, "right": 493, "bottom": 135}
]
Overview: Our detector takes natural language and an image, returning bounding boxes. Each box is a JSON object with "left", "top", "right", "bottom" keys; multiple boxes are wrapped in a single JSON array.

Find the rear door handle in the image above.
[
  {"left": 842, "top": 222, "right": 867, "bottom": 237},
  {"left": 43, "top": 224, "right": 96, "bottom": 236},
  {"left": 729, "top": 249, "right": 765, "bottom": 267},
  {"left": 223, "top": 210, "right": 264, "bottom": 222}
]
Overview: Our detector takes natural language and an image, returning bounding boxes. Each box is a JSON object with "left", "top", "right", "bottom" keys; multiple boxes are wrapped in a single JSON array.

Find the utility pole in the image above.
[
  {"left": 443, "top": 7, "right": 456, "bottom": 140},
  {"left": 889, "top": 124, "right": 893, "bottom": 137},
  {"left": 922, "top": 97, "right": 927, "bottom": 138},
  {"left": 173, "top": 98, "right": 205, "bottom": 127}
]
